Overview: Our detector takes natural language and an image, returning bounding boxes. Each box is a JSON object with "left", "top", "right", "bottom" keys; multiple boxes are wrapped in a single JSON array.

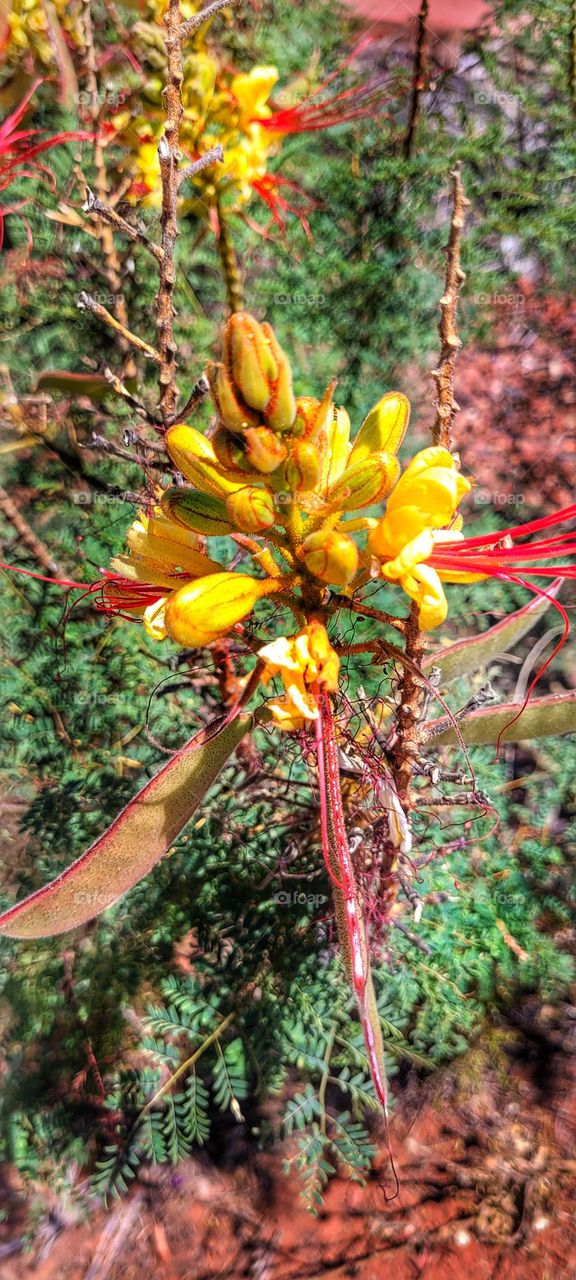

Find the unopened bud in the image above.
[
  {"left": 284, "top": 439, "right": 322, "bottom": 493},
  {"left": 227, "top": 312, "right": 277, "bottom": 412},
  {"left": 161, "top": 487, "right": 234, "bottom": 536},
  {"left": 320, "top": 406, "right": 351, "bottom": 490},
  {"left": 326, "top": 450, "right": 400, "bottom": 512},
  {"left": 166, "top": 424, "right": 244, "bottom": 497},
  {"left": 261, "top": 322, "right": 296, "bottom": 432},
  {"left": 209, "top": 362, "right": 259, "bottom": 432},
  {"left": 212, "top": 426, "right": 255, "bottom": 475},
  {"left": 243, "top": 426, "right": 287, "bottom": 474},
  {"left": 301, "top": 529, "right": 359, "bottom": 586},
  {"left": 349, "top": 393, "right": 410, "bottom": 465},
  {"left": 164, "top": 572, "right": 277, "bottom": 646},
  {"left": 225, "top": 486, "right": 276, "bottom": 533}
]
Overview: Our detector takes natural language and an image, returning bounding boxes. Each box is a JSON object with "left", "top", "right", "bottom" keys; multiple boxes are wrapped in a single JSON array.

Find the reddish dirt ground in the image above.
[{"left": 1, "top": 1004, "right": 575, "bottom": 1280}]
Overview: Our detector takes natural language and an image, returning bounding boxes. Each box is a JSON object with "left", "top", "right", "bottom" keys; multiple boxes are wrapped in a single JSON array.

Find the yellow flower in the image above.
[
  {"left": 368, "top": 448, "right": 472, "bottom": 630},
  {"left": 229, "top": 66, "right": 279, "bottom": 129},
  {"left": 108, "top": 511, "right": 222, "bottom": 640},
  {"left": 258, "top": 623, "right": 339, "bottom": 731}
]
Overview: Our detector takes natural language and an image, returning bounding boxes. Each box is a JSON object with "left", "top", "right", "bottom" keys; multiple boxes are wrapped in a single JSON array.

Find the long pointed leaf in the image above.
[
  {"left": 0, "top": 714, "right": 252, "bottom": 939},
  {"left": 423, "top": 582, "right": 561, "bottom": 684},
  {"left": 426, "top": 692, "right": 576, "bottom": 746}
]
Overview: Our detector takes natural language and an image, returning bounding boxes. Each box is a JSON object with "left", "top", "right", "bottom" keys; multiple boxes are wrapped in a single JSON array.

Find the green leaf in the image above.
[
  {"left": 424, "top": 583, "right": 561, "bottom": 684},
  {"left": 427, "top": 691, "right": 576, "bottom": 745},
  {"left": 0, "top": 714, "right": 253, "bottom": 938}
]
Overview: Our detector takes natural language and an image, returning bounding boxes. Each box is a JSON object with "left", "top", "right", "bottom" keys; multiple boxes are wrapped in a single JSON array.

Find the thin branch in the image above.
[
  {"left": 173, "top": 372, "right": 210, "bottom": 422},
  {"left": 0, "top": 485, "right": 62, "bottom": 576},
  {"left": 81, "top": 0, "right": 136, "bottom": 377},
  {"left": 78, "top": 293, "right": 161, "bottom": 362},
  {"left": 180, "top": 0, "right": 238, "bottom": 39},
  {"left": 431, "top": 164, "right": 469, "bottom": 450},
  {"left": 103, "top": 367, "right": 163, "bottom": 424},
  {"left": 177, "top": 144, "right": 224, "bottom": 189},
  {"left": 403, "top": 0, "right": 429, "bottom": 160},
  {"left": 83, "top": 188, "right": 165, "bottom": 264},
  {"left": 157, "top": 0, "right": 185, "bottom": 424}
]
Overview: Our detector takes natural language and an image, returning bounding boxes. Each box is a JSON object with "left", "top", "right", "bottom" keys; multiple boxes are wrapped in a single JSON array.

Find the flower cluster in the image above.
[
  {"left": 1, "top": 0, "right": 83, "bottom": 74},
  {"left": 100, "top": 310, "right": 576, "bottom": 731}
]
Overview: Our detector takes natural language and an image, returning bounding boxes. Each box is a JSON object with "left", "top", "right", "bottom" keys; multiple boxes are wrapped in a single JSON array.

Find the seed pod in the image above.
[
  {"left": 284, "top": 439, "right": 323, "bottom": 493},
  {"left": 349, "top": 393, "right": 410, "bottom": 465},
  {"left": 243, "top": 426, "right": 287, "bottom": 474},
  {"left": 302, "top": 529, "right": 359, "bottom": 586},
  {"left": 326, "top": 450, "right": 400, "bottom": 512},
  {"left": 225, "top": 486, "right": 276, "bottom": 533},
  {"left": 164, "top": 572, "right": 276, "bottom": 646},
  {"left": 161, "top": 487, "right": 234, "bottom": 537}
]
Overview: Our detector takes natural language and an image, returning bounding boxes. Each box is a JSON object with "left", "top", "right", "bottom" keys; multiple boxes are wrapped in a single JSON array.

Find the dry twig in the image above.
[
  {"left": 431, "top": 164, "right": 469, "bottom": 449},
  {"left": 403, "top": 0, "right": 429, "bottom": 160},
  {"left": 156, "top": 0, "right": 185, "bottom": 423}
]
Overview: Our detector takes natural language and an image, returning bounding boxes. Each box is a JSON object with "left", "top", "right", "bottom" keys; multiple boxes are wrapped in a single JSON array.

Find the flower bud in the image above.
[
  {"left": 319, "top": 406, "right": 351, "bottom": 490},
  {"left": 349, "top": 393, "right": 410, "bottom": 465},
  {"left": 209, "top": 362, "right": 259, "bottom": 432},
  {"left": 227, "top": 312, "right": 278, "bottom": 412},
  {"left": 284, "top": 439, "right": 322, "bottom": 493},
  {"left": 326, "top": 450, "right": 400, "bottom": 512},
  {"left": 166, "top": 424, "right": 245, "bottom": 497},
  {"left": 225, "top": 486, "right": 276, "bottom": 533},
  {"left": 260, "top": 322, "right": 297, "bottom": 432},
  {"left": 164, "top": 572, "right": 276, "bottom": 646},
  {"left": 212, "top": 426, "right": 255, "bottom": 475},
  {"left": 243, "top": 426, "right": 287, "bottom": 474},
  {"left": 161, "top": 487, "right": 234, "bottom": 537},
  {"left": 302, "top": 529, "right": 359, "bottom": 586},
  {"left": 293, "top": 383, "right": 335, "bottom": 442}
]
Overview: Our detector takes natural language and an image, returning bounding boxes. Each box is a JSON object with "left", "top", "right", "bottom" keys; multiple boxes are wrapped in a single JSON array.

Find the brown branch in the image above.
[
  {"left": 390, "top": 603, "right": 427, "bottom": 808},
  {"left": 177, "top": 144, "right": 224, "bottom": 189},
  {"left": 81, "top": 0, "right": 136, "bottom": 377},
  {"left": 403, "top": 0, "right": 429, "bottom": 160},
  {"left": 156, "top": 0, "right": 185, "bottom": 425},
  {"left": 83, "top": 189, "right": 165, "bottom": 264},
  {"left": 431, "top": 164, "right": 469, "bottom": 450},
  {"left": 0, "top": 485, "right": 62, "bottom": 576},
  {"left": 78, "top": 294, "right": 161, "bottom": 361},
  {"left": 180, "top": 0, "right": 238, "bottom": 39}
]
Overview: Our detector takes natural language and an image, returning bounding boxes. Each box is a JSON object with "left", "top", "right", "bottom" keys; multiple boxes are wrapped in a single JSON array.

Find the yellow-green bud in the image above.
[
  {"left": 349, "top": 392, "right": 410, "bottom": 465},
  {"left": 225, "top": 486, "right": 276, "bottom": 533},
  {"left": 243, "top": 426, "right": 287, "bottom": 474},
  {"left": 301, "top": 529, "right": 359, "bottom": 586},
  {"left": 284, "top": 439, "right": 323, "bottom": 493},
  {"left": 212, "top": 427, "right": 255, "bottom": 475},
  {"left": 164, "top": 572, "right": 276, "bottom": 646},
  {"left": 161, "top": 487, "right": 234, "bottom": 536},
  {"left": 261, "top": 322, "right": 297, "bottom": 432},
  {"left": 209, "top": 362, "right": 259, "bottom": 433},
  {"left": 227, "top": 312, "right": 277, "bottom": 412},
  {"left": 166, "top": 425, "right": 245, "bottom": 497},
  {"left": 326, "top": 451, "right": 400, "bottom": 512}
]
